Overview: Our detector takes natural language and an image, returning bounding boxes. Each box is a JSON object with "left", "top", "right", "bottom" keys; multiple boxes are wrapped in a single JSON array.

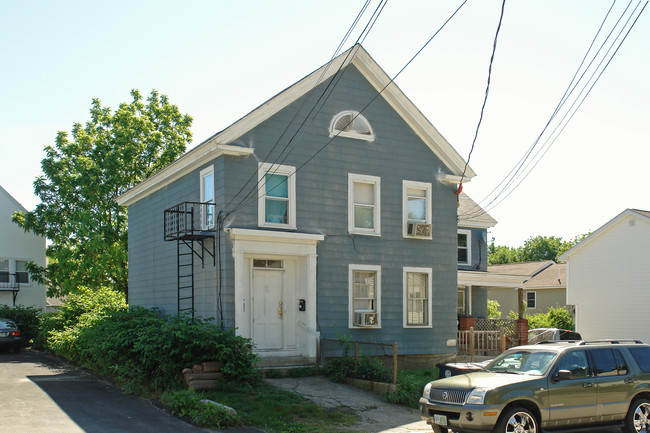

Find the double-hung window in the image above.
[
  {"left": 403, "top": 180, "right": 432, "bottom": 238},
  {"left": 200, "top": 166, "right": 215, "bottom": 229},
  {"left": 457, "top": 229, "right": 472, "bottom": 265},
  {"left": 0, "top": 259, "right": 8, "bottom": 284},
  {"left": 15, "top": 260, "right": 29, "bottom": 285},
  {"left": 258, "top": 162, "right": 296, "bottom": 229},
  {"left": 349, "top": 264, "right": 381, "bottom": 328},
  {"left": 526, "top": 291, "right": 536, "bottom": 309},
  {"left": 403, "top": 267, "right": 432, "bottom": 328},
  {"left": 348, "top": 174, "right": 381, "bottom": 236}
]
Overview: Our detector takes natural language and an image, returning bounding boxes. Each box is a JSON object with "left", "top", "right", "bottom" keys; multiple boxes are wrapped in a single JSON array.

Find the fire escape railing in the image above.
[{"left": 0, "top": 273, "right": 20, "bottom": 306}]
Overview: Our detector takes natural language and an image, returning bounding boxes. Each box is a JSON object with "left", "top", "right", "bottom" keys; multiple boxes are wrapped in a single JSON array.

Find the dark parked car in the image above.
[
  {"left": 420, "top": 339, "right": 650, "bottom": 433},
  {"left": 0, "top": 319, "right": 23, "bottom": 353}
]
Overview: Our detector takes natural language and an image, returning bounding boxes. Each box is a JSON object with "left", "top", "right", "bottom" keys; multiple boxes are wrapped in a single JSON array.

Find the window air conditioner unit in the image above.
[
  {"left": 407, "top": 223, "right": 432, "bottom": 237},
  {"left": 356, "top": 312, "right": 379, "bottom": 327}
]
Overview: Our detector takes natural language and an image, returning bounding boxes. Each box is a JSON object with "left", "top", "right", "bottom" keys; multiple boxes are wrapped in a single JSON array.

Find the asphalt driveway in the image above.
[{"left": 0, "top": 348, "right": 213, "bottom": 433}]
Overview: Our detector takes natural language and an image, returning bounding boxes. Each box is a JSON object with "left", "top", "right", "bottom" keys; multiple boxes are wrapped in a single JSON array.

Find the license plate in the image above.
[
  {"left": 434, "top": 414, "right": 448, "bottom": 426},
  {"left": 0, "top": 332, "right": 7, "bottom": 337}
]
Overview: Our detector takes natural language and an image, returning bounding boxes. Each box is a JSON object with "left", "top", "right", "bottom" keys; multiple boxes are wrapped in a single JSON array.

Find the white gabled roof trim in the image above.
[
  {"left": 117, "top": 44, "right": 474, "bottom": 207},
  {"left": 558, "top": 208, "right": 650, "bottom": 261},
  {"left": 116, "top": 144, "right": 254, "bottom": 206}
]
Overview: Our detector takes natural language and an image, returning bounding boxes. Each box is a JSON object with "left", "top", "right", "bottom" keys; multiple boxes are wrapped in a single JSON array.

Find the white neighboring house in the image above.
[
  {"left": 559, "top": 209, "right": 650, "bottom": 342},
  {"left": 0, "top": 186, "right": 46, "bottom": 310}
]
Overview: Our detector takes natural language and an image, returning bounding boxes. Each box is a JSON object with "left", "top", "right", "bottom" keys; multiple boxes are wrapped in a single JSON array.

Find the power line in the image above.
[
  {"left": 226, "top": 0, "right": 390, "bottom": 217},
  {"left": 224, "top": 0, "right": 382, "bottom": 214},
  {"left": 459, "top": 1, "right": 647, "bottom": 221},
  {"left": 459, "top": 0, "right": 507, "bottom": 186},
  {"left": 227, "top": 0, "right": 470, "bottom": 218}
]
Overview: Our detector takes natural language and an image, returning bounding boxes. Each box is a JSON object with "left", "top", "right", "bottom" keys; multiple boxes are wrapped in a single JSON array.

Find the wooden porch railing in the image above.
[{"left": 458, "top": 327, "right": 506, "bottom": 359}]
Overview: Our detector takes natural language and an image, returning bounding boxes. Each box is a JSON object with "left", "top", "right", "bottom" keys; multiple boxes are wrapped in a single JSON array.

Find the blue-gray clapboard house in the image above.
[{"left": 117, "top": 44, "right": 480, "bottom": 366}]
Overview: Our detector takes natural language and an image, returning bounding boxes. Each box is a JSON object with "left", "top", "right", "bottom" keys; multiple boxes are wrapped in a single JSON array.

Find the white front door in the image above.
[{"left": 252, "top": 269, "right": 284, "bottom": 350}]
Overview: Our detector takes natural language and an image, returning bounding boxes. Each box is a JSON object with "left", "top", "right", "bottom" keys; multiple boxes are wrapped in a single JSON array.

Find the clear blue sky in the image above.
[{"left": 1, "top": 0, "right": 648, "bottom": 246}]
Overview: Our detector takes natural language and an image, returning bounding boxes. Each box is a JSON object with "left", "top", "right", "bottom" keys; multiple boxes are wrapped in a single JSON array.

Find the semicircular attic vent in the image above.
[{"left": 329, "top": 110, "right": 375, "bottom": 142}]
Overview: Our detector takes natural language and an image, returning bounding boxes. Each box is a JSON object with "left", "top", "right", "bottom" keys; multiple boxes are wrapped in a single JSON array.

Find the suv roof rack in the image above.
[
  {"left": 535, "top": 340, "right": 581, "bottom": 345},
  {"left": 577, "top": 339, "right": 645, "bottom": 346}
]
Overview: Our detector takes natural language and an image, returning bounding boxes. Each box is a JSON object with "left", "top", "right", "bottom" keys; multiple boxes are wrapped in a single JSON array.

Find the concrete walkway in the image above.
[{"left": 264, "top": 376, "right": 431, "bottom": 433}]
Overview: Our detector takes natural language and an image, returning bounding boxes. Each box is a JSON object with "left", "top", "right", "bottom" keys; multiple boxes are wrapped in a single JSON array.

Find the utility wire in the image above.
[
  {"left": 459, "top": 0, "right": 507, "bottom": 186},
  {"left": 226, "top": 0, "right": 390, "bottom": 217},
  {"left": 224, "top": 0, "right": 381, "bottom": 214},
  {"left": 459, "top": 1, "right": 646, "bottom": 221}
]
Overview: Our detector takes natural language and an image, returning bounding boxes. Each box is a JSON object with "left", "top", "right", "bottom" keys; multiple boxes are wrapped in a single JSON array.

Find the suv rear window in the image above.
[{"left": 629, "top": 347, "right": 650, "bottom": 373}]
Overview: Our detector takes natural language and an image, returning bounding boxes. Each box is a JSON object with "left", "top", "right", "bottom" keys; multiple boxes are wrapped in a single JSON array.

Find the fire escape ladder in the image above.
[{"left": 163, "top": 202, "right": 217, "bottom": 318}]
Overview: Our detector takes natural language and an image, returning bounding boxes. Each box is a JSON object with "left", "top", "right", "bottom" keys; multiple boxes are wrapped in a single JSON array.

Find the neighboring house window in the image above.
[
  {"left": 403, "top": 180, "right": 432, "bottom": 238},
  {"left": 0, "top": 259, "right": 8, "bottom": 283},
  {"left": 200, "top": 166, "right": 215, "bottom": 229},
  {"left": 526, "top": 291, "right": 536, "bottom": 309},
  {"left": 349, "top": 264, "right": 381, "bottom": 328},
  {"left": 403, "top": 267, "right": 432, "bottom": 328},
  {"left": 16, "top": 260, "right": 29, "bottom": 285},
  {"left": 258, "top": 162, "right": 296, "bottom": 229},
  {"left": 458, "top": 229, "right": 472, "bottom": 265},
  {"left": 329, "top": 111, "right": 374, "bottom": 142},
  {"left": 348, "top": 173, "right": 381, "bottom": 236},
  {"left": 457, "top": 289, "right": 466, "bottom": 315}
]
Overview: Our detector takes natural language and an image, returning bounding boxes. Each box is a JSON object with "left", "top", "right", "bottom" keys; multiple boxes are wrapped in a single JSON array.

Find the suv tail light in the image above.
[{"left": 10, "top": 330, "right": 20, "bottom": 337}]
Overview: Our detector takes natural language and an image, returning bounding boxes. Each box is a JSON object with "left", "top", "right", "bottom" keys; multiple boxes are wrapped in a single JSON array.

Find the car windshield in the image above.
[{"left": 485, "top": 350, "right": 557, "bottom": 376}]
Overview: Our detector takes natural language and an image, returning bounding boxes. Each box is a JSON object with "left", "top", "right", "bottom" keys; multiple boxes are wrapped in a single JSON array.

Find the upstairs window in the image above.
[
  {"left": 329, "top": 111, "right": 374, "bottom": 142},
  {"left": 0, "top": 259, "right": 8, "bottom": 284},
  {"left": 457, "top": 229, "right": 472, "bottom": 265},
  {"left": 200, "top": 166, "right": 215, "bottom": 229},
  {"left": 403, "top": 181, "right": 432, "bottom": 238},
  {"left": 258, "top": 162, "right": 296, "bottom": 229},
  {"left": 16, "top": 260, "right": 29, "bottom": 285},
  {"left": 348, "top": 173, "right": 381, "bottom": 236}
]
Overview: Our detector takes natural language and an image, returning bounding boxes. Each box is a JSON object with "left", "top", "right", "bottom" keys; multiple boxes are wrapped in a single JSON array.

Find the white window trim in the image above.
[
  {"left": 526, "top": 291, "right": 537, "bottom": 310},
  {"left": 200, "top": 165, "right": 215, "bottom": 229},
  {"left": 329, "top": 110, "right": 375, "bottom": 142},
  {"left": 402, "top": 180, "right": 432, "bottom": 239},
  {"left": 348, "top": 173, "right": 381, "bottom": 236},
  {"left": 257, "top": 162, "right": 297, "bottom": 230},
  {"left": 349, "top": 264, "right": 381, "bottom": 329},
  {"left": 403, "top": 267, "right": 433, "bottom": 328},
  {"left": 458, "top": 229, "right": 472, "bottom": 266}
]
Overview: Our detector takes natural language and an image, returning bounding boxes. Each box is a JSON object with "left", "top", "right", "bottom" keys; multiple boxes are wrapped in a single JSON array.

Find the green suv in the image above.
[{"left": 419, "top": 340, "right": 650, "bottom": 433}]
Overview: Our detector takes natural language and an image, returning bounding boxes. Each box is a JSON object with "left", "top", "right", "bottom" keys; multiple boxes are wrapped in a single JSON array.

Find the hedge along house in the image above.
[{"left": 117, "top": 44, "right": 477, "bottom": 366}]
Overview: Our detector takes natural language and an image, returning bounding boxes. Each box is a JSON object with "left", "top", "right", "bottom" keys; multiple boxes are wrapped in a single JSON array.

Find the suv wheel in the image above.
[
  {"left": 624, "top": 398, "right": 650, "bottom": 433},
  {"left": 493, "top": 407, "right": 537, "bottom": 433}
]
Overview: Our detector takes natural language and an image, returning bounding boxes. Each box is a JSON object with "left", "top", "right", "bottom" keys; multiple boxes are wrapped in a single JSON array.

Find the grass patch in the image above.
[
  {"left": 203, "top": 383, "right": 363, "bottom": 432},
  {"left": 384, "top": 369, "right": 438, "bottom": 408}
]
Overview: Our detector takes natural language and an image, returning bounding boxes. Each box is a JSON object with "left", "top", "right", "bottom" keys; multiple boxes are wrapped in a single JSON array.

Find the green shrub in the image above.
[
  {"left": 161, "top": 389, "right": 240, "bottom": 428},
  {"left": 0, "top": 304, "right": 42, "bottom": 344},
  {"left": 324, "top": 357, "right": 356, "bottom": 383},
  {"left": 385, "top": 369, "right": 438, "bottom": 408},
  {"left": 354, "top": 356, "right": 391, "bottom": 382}
]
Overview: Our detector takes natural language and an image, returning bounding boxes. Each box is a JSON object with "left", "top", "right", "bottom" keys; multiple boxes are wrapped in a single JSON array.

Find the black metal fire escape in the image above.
[
  {"left": 0, "top": 273, "right": 20, "bottom": 306},
  {"left": 163, "top": 202, "right": 217, "bottom": 317}
]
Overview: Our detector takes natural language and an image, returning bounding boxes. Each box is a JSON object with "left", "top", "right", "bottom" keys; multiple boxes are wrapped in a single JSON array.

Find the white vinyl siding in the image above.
[
  {"left": 258, "top": 162, "right": 296, "bottom": 230},
  {"left": 349, "top": 264, "right": 381, "bottom": 328},
  {"left": 403, "top": 267, "right": 432, "bottom": 328},
  {"left": 348, "top": 174, "right": 381, "bottom": 236}
]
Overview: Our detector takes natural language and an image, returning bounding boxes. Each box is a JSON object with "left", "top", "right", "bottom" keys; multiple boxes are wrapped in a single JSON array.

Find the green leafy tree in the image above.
[
  {"left": 13, "top": 90, "right": 192, "bottom": 296},
  {"left": 489, "top": 234, "right": 590, "bottom": 265},
  {"left": 487, "top": 299, "right": 502, "bottom": 319}
]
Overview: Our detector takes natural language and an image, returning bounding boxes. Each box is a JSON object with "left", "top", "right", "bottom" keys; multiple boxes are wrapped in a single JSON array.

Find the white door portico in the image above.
[{"left": 228, "top": 229, "right": 324, "bottom": 362}]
